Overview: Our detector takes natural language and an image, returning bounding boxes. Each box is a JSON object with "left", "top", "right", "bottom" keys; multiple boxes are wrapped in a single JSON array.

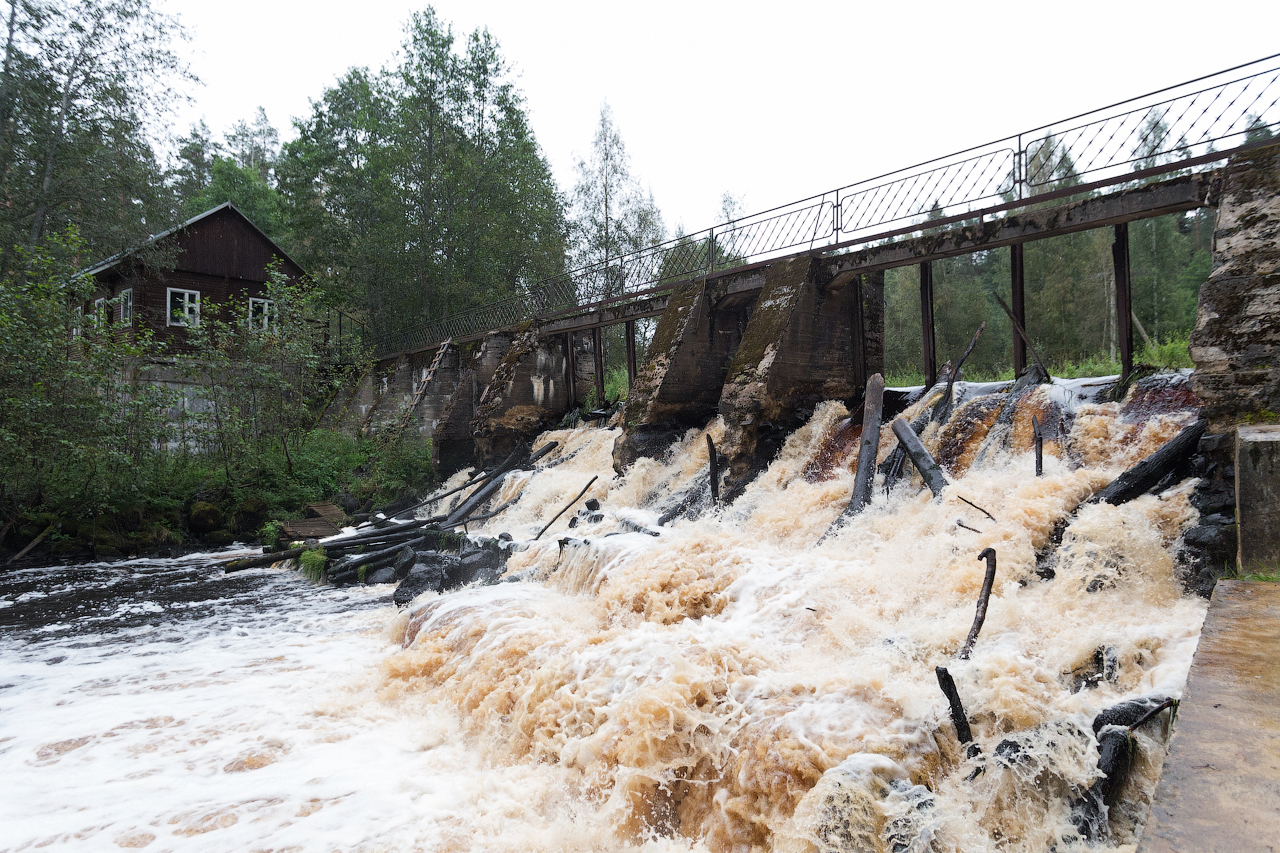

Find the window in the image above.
[
  {"left": 248, "top": 297, "right": 275, "bottom": 331},
  {"left": 71, "top": 306, "right": 83, "bottom": 338},
  {"left": 120, "top": 288, "right": 133, "bottom": 324},
  {"left": 167, "top": 288, "right": 200, "bottom": 327},
  {"left": 93, "top": 298, "right": 107, "bottom": 327}
]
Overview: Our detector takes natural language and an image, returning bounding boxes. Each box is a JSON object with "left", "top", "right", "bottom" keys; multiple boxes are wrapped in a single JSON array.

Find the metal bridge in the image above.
[{"left": 371, "top": 55, "right": 1280, "bottom": 363}]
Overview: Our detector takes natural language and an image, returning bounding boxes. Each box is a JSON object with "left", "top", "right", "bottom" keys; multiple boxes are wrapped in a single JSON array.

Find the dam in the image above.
[{"left": 2, "top": 59, "right": 1279, "bottom": 852}]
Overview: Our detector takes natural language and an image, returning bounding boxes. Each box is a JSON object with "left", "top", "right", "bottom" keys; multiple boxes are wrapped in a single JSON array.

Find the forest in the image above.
[{"left": 0, "top": 0, "right": 1241, "bottom": 558}]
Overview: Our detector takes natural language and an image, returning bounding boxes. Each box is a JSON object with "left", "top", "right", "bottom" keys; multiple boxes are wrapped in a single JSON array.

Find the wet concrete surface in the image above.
[{"left": 1139, "top": 580, "right": 1280, "bottom": 853}]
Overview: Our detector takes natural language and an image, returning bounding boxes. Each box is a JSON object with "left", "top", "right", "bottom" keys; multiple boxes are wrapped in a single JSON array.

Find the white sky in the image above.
[{"left": 160, "top": 0, "right": 1279, "bottom": 234}]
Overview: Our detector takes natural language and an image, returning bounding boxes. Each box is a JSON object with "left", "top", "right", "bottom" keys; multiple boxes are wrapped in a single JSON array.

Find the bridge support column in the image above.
[
  {"left": 613, "top": 280, "right": 727, "bottom": 470},
  {"left": 920, "top": 261, "right": 937, "bottom": 387},
  {"left": 1190, "top": 140, "right": 1280, "bottom": 432},
  {"left": 469, "top": 326, "right": 574, "bottom": 467},
  {"left": 717, "top": 255, "right": 878, "bottom": 491},
  {"left": 1010, "top": 243, "right": 1027, "bottom": 375},
  {"left": 1112, "top": 223, "right": 1134, "bottom": 382}
]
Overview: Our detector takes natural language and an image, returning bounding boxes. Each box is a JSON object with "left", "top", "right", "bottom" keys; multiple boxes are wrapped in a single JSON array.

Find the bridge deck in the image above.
[{"left": 1139, "top": 580, "right": 1280, "bottom": 852}]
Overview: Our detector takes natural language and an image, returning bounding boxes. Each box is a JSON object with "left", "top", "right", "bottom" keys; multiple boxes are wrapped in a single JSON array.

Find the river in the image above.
[{"left": 1, "top": 375, "right": 1209, "bottom": 852}]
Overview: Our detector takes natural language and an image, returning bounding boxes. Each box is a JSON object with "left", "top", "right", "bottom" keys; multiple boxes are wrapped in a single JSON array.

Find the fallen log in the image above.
[
  {"left": 1032, "top": 415, "right": 1044, "bottom": 476},
  {"left": 444, "top": 444, "right": 550, "bottom": 527},
  {"left": 535, "top": 476, "right": 599, "bottom": 541},
  {"left": 706, "top": 435, "right": 721, "bottom": 505},
  {"left": 935, "top": 666, "right": 978, "bottom": 755},
  {"left": 1093, "top": 417, "right": 1206, "bottom": 506},
  {"left": 329, "top": 535, "right": 428, "bottom": 575},
  {"left": 850, "top": 373, "right": 886, "bottom": 515},
  {"left": 6, "top": 521, "right": 57, "bottom": 565},
  {"left": 891, "top": 418, "right": 948, "bottom": 497},
  {"left": 223, "top": 546, "right": 307, "bottom": 572},
  {"left": 1035, "top": 418, "right": 1207, "bottom": 578},
  {"left": 959, "top": 548, "right": 997, "bottom": 660}
]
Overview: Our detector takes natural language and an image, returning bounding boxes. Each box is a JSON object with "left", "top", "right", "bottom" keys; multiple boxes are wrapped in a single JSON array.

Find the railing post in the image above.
[
  {"left": 625, "top": 319, "right": 637, "bottom": 390},
  {"left": 920, "top": 261, "right": 937, "bottom": 387},
  {"left": 1112, "top": 223, "right": 1134, "bottom": 382},
  {"left": 592, "top": 326, "right": 606, "bottom": 407},
  {"left": 1010, "top": 243, "right": 1026, "bottom": 375}
]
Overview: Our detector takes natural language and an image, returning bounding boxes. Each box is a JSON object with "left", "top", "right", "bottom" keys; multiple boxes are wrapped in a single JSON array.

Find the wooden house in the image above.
[{"left": 81, "top": 202, "right": 305, "bottom": 349}]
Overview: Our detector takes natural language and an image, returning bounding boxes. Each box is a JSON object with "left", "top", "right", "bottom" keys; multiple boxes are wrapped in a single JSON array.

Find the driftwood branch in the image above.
[
  {"left": 932, "top": 324, "right": 985, "bottom": 424},
  {"left": 936, "top": 666, "right": 974, "bottom": 745},
  {"left": 959, "top": 548, "right": 998, "bottom": 660},
  {"left": 957, "top": 496, "right": 995, "bottom": 521},
  {"left": 223, "top": 546, "right": 308, "bottom": 572},
  {"left": 891, "top": 418, "right": 948, "bottom": 497},
  {"left": 535, "top": 476, "right": 599, "bottom": 541}
]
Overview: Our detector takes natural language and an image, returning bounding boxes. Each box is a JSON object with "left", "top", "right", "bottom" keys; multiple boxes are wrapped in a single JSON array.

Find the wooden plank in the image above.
[
  {"left": 1138, "top": 581, "right": 1280, "bottom": 853},
  {"left": 304, "top": 502, "right": 346, "bottom": 525},
  {"left": 281, "top": 518, "right": 340, "bottom": 540}
]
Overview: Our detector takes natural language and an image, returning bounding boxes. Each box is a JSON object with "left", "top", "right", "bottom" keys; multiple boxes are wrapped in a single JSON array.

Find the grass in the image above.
[
  {"left": 298, "top": 547, "right": 328, "bottom": 583},
  {"left": 884, "top": 332, "right": 1194, "bottom": 387}
]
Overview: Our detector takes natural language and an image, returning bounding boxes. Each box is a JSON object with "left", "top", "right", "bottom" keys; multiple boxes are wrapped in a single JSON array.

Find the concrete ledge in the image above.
[
  {"left": 1139, "top": 580, "right": 1280, "bottom": 852},
  {"left": 1237, "top": 425, "right": 1280, "bottom": 573}
]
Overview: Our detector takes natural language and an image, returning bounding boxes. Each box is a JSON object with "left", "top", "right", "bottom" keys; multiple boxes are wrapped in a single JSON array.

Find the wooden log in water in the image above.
[
  {"left": 223, "top": 546, "right": 308, "bottom": 572},
  {"left": 1032, "top": 414, "right": 1044, "bottom": 476},
  {"left": 330, "top": 535, "right": 427, "bottom": 574},
  {"left": 935, "top": 666, "right": 975, "bottom": 746},
  {"left": 444, "top": 446, "right": 535, "bottom": 527},
  {"left": 6, "top": 521, "right": 57, "bottom": 565},
  {"left": 706, "top": 434, "right": 720, "bottom": 505},
  {"left": 849, "top": 373, "right": 886, "bottom": 515},
  {"left": 1092, "top": 417, "right": 1206, "bottom": 506},
  {"left": 891, "top": 418, "right": 948, "bottom": 497},
  {"left": 959, "top": 548, "right": 998, "bottom": 660},
  {"left": 535, "top": 476, "right": 599, "bottom": 540}
]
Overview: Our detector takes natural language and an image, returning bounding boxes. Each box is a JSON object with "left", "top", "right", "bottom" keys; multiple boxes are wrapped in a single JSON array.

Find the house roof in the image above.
[{"left": 84, "top": 201, "right": 304, "bottom": 278}]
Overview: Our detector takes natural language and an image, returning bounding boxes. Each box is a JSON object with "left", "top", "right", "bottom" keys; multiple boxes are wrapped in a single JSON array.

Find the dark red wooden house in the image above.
[{"left": 82, "top": 202, "right": 305, "bottom": 349}]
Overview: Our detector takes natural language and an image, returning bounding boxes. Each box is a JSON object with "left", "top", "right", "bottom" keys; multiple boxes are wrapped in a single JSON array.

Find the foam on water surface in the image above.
[{"left": 2, "top": 375, "right": 1209, "bottom": 852}]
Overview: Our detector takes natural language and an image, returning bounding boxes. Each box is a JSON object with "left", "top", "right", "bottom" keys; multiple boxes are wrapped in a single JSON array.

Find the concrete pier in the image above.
[
  {"left": 1138, "top": 580, "right": 1280, "bottom": 852},
  {"left": 1237, "top": 426, "right": 1280, "bottom": 574}
]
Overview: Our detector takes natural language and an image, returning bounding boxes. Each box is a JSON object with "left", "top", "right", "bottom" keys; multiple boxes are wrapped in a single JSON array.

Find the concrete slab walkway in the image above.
[{"left": 1139, "top": 580, "right": 1280, "bottom": 852}]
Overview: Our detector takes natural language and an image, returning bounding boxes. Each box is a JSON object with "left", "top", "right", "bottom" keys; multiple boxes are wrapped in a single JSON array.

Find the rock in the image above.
[
  {"left": 334, "top": 492, "right": 362, "bottom": 515},
  {"left": 392, "top": 545, "right": 417, "bottom": 578},
  {"left": 584, "top": 498, "right": 600, "bottom": 511},
  {"left": 188, "top": 501, "right": 224, "bottom": 536},
  {"left": 365, "top": 566, "right": 397, "bottom": 585},
  {"left": 453, "top": 548, "right": 505, "bottom": 587},
  {"left": 393, "top": 562, "right": 449, "bottom": 606},
  {"left": 498, "top": 532, "right": 512, "bottom": 541},
  {"left": 231, "top": 497, "right": 269, "bottom": 534},
  {"left": 402, "top": 549, "right": 458, "bottom": 581},
  {"left": 202, "top": 530, "right": 237, "bottom": 546},
  {"left": 94, "top": 545, "right": 124, "bottom": 559}
]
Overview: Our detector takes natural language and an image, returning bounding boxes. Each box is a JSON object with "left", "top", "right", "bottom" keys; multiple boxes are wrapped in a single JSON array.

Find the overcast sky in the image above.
[{"left": 160, "top": 0, "right": 1279, "bottom": 234}]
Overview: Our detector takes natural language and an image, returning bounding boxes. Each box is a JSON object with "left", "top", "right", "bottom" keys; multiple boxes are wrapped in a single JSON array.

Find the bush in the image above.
[{"left": 298, "top": 547, "right": 328, "bottom": 583}]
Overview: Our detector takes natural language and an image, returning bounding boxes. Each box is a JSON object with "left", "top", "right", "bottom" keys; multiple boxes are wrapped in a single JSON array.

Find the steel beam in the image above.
[
  {"left": 625, "top": 320, "right": 637, "bottom": 388},
  {"left": 1112, "top": 223, "right": 1134, "bottom": 382},
  {"left": 920, "top": 261, "right": 937, "bottom": 387},
  {"left": 1010, "top": 243, "right": 1026, "bottom": 374},
  {"left": 592, "top": 326, "right": 605, "bottom": 406}
]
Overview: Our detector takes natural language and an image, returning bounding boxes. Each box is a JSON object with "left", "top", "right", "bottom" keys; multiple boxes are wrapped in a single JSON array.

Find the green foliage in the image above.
[
  {"left": 277, "top": 8, "right": 566, "bottom": 340},
  {"left": 182, "top": 157, "right": 285, "bottom": 241},
  {"left": 260, "top": 520, "right": 284, "bottom": 549},
  {"left": 0, "top": 231, "right": 176, "bottom": 521},
  {"left": 298, "top": 547, "right": 328, "bottom": 583},
  {"left": 0, "top": 0, "right": 191, "bottom": 278}
]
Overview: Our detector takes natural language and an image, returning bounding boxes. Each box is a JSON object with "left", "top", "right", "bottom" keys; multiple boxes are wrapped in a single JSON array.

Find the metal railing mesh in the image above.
[{"left": 374, "top": 55, "right": 1280, "bottom": 357}]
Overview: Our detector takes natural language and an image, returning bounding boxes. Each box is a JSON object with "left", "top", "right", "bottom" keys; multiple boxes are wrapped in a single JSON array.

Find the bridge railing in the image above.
[{"left": 373, "top": 54, "right": 1280, "bottom": 358}]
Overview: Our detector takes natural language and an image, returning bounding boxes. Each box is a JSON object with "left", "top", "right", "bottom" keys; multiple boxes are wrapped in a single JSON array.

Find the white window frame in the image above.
[
  {"left": 248, "top": 297, "right": 275, "bottom": 331},
  {"left": 119, "top": 288, "right": 133, "bottom": 324},
  {"left": 167, "top": 287, "right": 200, "bottom": 327},
  {"left": 71, "top": 306, "right": 82, "bottom": 338},
  {"left": 93, "top": 297, "right": 107, "bottom": 327}
]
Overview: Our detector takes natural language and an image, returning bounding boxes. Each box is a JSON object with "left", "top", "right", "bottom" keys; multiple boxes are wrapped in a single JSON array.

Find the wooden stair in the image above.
[{"left": 392, "top": 340, "right": 452, "bottom": 434}]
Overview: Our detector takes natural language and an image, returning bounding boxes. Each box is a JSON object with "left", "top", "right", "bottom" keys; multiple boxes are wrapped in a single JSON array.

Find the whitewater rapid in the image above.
[{"left": 1, "top": 375, "right": 1209, "bottom": 852}]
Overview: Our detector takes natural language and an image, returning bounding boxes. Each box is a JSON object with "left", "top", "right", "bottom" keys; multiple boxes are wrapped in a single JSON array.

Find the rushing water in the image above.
[{"left": 1, "top": 374, "right": 1208, "bottom": 852}]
